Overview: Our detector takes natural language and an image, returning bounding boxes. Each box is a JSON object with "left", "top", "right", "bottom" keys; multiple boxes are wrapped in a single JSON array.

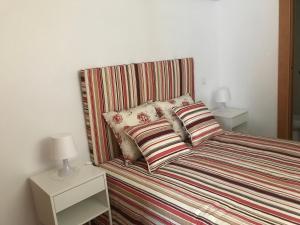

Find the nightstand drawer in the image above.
[
  {"left": 231, "top": 112, "right": 248, "bottom": 128},
  {"left": 54, "top": 175, "right": 105, "bottom": 212}
]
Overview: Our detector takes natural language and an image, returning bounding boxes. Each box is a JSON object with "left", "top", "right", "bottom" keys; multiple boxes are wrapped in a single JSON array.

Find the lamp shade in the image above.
[
  {"left": 51, "top": 133, "right": 77, "bottom": 160},
  {"left": 215, "top": 87, "right": 231, "bottom": 103}
]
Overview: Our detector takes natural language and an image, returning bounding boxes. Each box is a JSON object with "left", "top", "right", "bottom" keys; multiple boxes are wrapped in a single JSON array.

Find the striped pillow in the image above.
[
  {"left": 153, "top": 94, "right": 194, "bottom": 140},
  {"left": 125, "top": 118, "right": 192, "bottom": 173},
  {"left": 173, "top": 102, "right": 224, "bottom": 146}
]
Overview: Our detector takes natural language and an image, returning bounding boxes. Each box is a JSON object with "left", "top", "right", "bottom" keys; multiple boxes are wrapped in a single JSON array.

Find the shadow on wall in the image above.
[
  {"left": 38, "top": 137, "right": 53, "bottom": 164},
  {"left": 37, "top": 137, "right": 62, "bottom": 171}
]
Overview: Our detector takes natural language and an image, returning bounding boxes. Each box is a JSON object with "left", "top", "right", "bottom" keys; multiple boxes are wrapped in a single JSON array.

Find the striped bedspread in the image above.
[{"left": 99, "top": 132, "right": 300, "bottom": 225}]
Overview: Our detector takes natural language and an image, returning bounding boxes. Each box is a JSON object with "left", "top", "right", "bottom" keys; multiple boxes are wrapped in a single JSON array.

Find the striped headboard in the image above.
[{"left": 81, "top": 58, "right": 195, "bottom": 165}]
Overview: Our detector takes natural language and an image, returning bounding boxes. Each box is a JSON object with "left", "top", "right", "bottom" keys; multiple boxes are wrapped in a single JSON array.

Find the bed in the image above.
[{"left": 80, "top": 58, "right": 300, "bottom": 225}]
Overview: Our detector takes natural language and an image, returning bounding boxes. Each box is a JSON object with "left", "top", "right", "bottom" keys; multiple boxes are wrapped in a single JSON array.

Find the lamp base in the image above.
[
  {"left": 217, "top": 103, "right": 227, "bottom": 111},
  {"left": 58, "top": 159, "right": 74, "bottom": 177}
]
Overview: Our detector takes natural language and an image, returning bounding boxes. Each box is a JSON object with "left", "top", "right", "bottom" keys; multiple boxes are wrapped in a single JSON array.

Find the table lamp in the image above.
[
  {"left": 215, "top": 87, "right": 231, "bottom": 110},
  {"left": 51, "top": 133, "right": 77, "bottom": 177}
]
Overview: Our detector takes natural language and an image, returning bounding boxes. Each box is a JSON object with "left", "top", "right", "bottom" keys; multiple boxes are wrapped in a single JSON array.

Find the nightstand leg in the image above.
[
  {"left": 108, "top": 209, "right": 112, "bottom": 225},
  {"left": 104, "top": 174, "right": 112, "bottom": 225}
]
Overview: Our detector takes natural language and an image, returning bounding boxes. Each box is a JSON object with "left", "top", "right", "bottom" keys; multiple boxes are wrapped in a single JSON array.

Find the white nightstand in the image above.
[
  {"left": 30, "top": 164, "right": 112, "bottom": 225},
  {"left": 212, "top": 107, "right": 248, "bottom": 132}
]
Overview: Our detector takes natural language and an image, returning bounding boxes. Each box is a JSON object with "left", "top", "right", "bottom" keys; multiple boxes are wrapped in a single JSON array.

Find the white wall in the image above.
[
  {"left": 216, "top": 0, "right": 279, "bottom": 137},
  {"left": 0, "top": 1, "right": 219, "bottom": 224},
  {"left": 0, "top": 1, "right": 281, "bottom": 224}
]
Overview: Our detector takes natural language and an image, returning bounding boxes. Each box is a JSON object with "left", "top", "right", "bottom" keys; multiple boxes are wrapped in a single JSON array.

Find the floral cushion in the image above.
[
  {"left": 153, "top": 94, "right": 194, "bottom": 140},
  {"left": 173, "top": 102, "right": 224, "bottom": 146},
  {"left": 125, "top": 118, "right": 192, "bottom": 173},
  {"left": 103, "top": 104, "right": 159, "bottom": 164}
]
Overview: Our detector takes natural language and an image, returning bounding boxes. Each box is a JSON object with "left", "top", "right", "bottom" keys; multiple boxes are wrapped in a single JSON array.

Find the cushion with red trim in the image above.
[
  {"left": 173, "top": 102, "right": 224, "bottom": 146},
  {"left": 125, "top": 118, "right": 192, "bottom": 173}
]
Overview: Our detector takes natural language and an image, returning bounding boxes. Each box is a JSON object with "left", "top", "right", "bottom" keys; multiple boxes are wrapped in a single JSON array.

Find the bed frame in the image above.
[{"left": 80, "top": 58, "right": 300, "bottom": 225}]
